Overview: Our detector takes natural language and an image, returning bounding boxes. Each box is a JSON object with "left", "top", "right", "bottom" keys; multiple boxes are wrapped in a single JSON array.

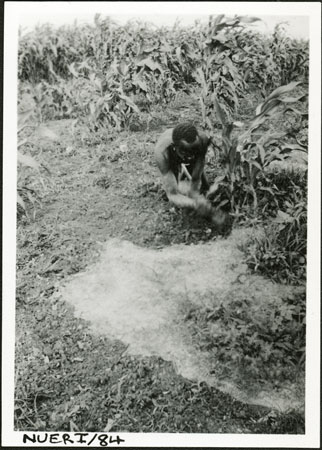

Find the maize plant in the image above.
[
  {"left": 207, "top": 81, "right": 308, "bottom": 214},
  {"left": 18, "top": 14, "right": 309, "bottom": 134},
  {"left": 194, "top": 14, "right": 261, "bottom": 130},
  {"left": 236, "top": 24, "right": 309, "bottom": 97}
]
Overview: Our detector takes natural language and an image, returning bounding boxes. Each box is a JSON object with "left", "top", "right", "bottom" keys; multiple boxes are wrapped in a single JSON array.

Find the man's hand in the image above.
[
  {"left": 211, "top": 208, "right": 231, "bottom": 232},
  {"left": 194, "top": 196, "right": 213, "bottom": 218},
  {"left": 195, "top": 197, "right": 231, "bottom": 232}
]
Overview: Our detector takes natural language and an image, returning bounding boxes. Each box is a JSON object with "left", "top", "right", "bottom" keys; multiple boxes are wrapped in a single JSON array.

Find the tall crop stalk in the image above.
[{"left": 207, "top": 81, "right": 308, "bottom": 214}]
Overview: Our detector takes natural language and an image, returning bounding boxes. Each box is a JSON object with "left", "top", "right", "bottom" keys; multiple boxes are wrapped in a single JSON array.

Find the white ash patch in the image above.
[{"left": 60, "top": 228, "right": 303, "bottom": 412}]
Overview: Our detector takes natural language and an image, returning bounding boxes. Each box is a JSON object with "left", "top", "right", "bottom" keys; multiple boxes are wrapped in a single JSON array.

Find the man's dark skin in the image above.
[{"left": 154, "top": 123, "right": 226, "bottom": 227}]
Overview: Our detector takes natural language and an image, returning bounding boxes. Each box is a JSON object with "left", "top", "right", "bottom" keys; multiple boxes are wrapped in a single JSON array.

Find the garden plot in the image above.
[{"left": 16, "top": 14, "right": 309, "bottom": 432}]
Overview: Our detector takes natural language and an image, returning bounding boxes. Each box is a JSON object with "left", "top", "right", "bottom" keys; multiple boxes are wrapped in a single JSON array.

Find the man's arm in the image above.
[
  {"left": 155, "top": 159, "right": 196, "bottom": 209},
  {"left": 190, "top": 155, "right": 206, "bottom": 197},
  {"left": 189, "top": 135, "right": 213, "bottom": 216},
  {"left": 163, "top": 171, "right": 198, "bottom": 209},
  {"left": 190, "top": 157, "right": 213, "bottom": 218},
  {"left": 155, "top": 154, "right": 212, "bottom": 214}
]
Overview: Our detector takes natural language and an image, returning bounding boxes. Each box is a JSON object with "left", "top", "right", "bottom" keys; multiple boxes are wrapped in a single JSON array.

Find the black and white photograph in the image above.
[{"left": 2, "top": 1, "right": 321, "bottom": 447}]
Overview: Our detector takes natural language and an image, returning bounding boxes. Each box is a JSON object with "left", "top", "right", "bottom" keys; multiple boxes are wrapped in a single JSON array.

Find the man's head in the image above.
[{"left": 172, "top": 123, "right": 201, "bottom": 161}]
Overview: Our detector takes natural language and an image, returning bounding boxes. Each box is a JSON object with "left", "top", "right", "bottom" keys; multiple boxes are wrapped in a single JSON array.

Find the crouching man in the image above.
[{"left": 154, "top": 122, "right": 227, "bottom": 229}]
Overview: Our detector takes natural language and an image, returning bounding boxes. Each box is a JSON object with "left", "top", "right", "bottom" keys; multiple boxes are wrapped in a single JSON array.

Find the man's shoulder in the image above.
[
  {"left": 154, "top": 129, "right": 174, "bottom": 173},
  {"left": 156, "top": 128, "right": 173, "bottom": 146},
  {"left": 155, "top": 128, "right": 174, "bottom": 160}
]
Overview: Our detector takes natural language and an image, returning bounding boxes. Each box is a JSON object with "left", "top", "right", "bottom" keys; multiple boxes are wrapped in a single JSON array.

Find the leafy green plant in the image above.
[
  {"left": 269, "top": 24, "right": 309, "bottom": 88},
  {"left": 185, "top": 290, "right": 305, "bottom": 384},
  {"left": 18, "top": 15, "right": 309, "bottom": 134},
  {"left": 194, "top": 15, "right": 259, "bottom": 129},
  {"left": 18, "top": 16, "right": 201, "bottom": 119},
  {"left": 207, "top": 81, "right": 308, "bottom": 215},
  {"left": 237, "top": 24, "right": 309, "bottom": 97},
  {"left": 246, "top": 180, "right": 307, "bottom": 284},
  {"left": 18, "top": 23, "right": 86, "bottom": 83}
]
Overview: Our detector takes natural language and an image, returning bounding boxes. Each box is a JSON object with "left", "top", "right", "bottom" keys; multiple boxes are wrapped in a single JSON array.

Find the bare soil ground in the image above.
[{"left": 15, "top": 98, "right": 305, "bottom": 433}]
